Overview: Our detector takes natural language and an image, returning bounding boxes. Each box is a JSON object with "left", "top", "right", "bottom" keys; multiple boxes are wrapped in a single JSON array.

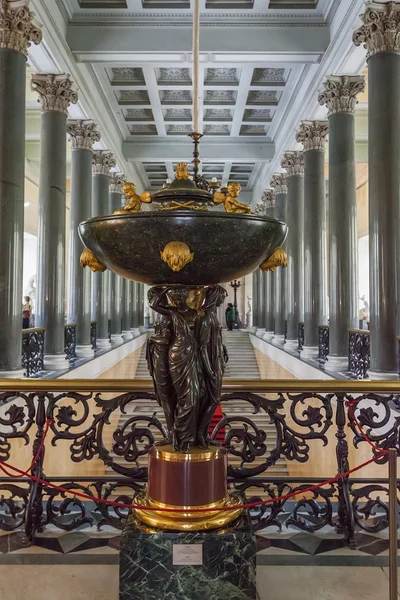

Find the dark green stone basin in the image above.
[{"left": 79, "top": 211, "right": 287, "bottom": 285}]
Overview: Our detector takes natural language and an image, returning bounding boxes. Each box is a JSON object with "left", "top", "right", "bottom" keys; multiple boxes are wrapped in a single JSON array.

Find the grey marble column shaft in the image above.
[
  {"left": 252, "top": 270, "right": 259, "bottom": 328},
  {"left": 264, "top": 198, "right": 276, "bottom": 334},
  {"left": 91, "top": 151, "right": 116, "bottom": 347},
  {"left": 319, "top": 75, "right": 365, "bottom": 371},
  {"left": 109, "top": 185, "right": 124, "bottom": 344},
  {"left": 0, "top": 1, "right": 42, "bottom": 372},
  {"left": 137, "top": 284, "right": 145, "bottom": 328},
  {"left": 0, "top": 50, "right": 27, "bottom": 371},
  {"left": 131, "top": 282, "right": 139, "bottom": 329},
  {"left": 296, "top": 122, "right": 328, "bottom": 358},
  {"left": 32, "top": 74, "right": 77, "bottom": 367},
  {"left": 270, "top": 175, "right": 288, "bottom": 343},
  {"left": 67, "top": 121, "right": 100, "bottom": 358},
  {"left": 353, "top": 4, "right": 400, "bottom": 378}
]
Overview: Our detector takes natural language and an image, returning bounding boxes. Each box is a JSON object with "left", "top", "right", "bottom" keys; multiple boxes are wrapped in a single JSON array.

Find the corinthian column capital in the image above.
[
  {"left": 67, "top": 120, "right": 100, "bottom": 150},
  {"left": 31, "top": 73, "right": 78, "bottom": 115},
  {"left": 255, "top": 189, "right": 274, "bottom": 214},
  {"left": 0, "top": 0, "right": 42, "bottom": 56},
  {"left": 270, "top": 173, "right": 287, "bottom": 194},
  {"left": 318, "top": 75, "right": 366, "bottom": 116},
  {"left": 92, "top": 150, "right": 116, "bottom": 175},
  {"left": 353, "top": 1, "right": 400, "bottom": 58},
  {"left": 281, "top": 151, "right": 304, "bottom": 176},
  {"left": 296, "top": 120, "right": 329, "bottom": 151},
  {"left": 109, "top": 173, "right": 127, "bottom": 194}
]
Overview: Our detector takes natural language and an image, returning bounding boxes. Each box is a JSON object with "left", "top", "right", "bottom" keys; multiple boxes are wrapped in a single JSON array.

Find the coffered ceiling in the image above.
[{"left": 29, "top": 0, "right": 367, "bottom": 203}]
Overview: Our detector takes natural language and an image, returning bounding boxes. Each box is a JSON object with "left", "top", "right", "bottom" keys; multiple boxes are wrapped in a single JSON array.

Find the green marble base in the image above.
[{"left": 119, "top": 515, "right": 256, "bottom": 600}]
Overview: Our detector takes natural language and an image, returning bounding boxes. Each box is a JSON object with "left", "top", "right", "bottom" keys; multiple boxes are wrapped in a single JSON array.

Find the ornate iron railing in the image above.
[
  {"left": 318, "top": 325, "right": 329, "bottom": 362},
  {"left": 91, "top": 321, "right": 97, "bottom": 350},
  {"left": 21, "top": 328, "right": 45, "bottom": 378},
  {"left": 298, "top": 322, "right": 304, "bottom": 350},
  {"left": 348, "top": 329, "right": 370, "bottom": 379},
  {"left": 64, "top": 324, "right": 77, "bottom": 361},
  {"left": 0, "top": 379, "right": 398, "bottom": 547},
  {"left": 108, "top": 319, "right": 112, "bottom": 342}
]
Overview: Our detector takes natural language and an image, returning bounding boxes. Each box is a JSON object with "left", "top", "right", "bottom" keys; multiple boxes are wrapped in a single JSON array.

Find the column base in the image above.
[
  {"left": 130, "top": 328, "right": 140, "bottom": 337},
  {"left": 247, "top": 326, "right": 257, "bottom": 334},
  {"left": 262, "top": 330, "right": 274, "bottom": 342},
  {"left": 122, "top": 330, "right": 133, "bottom": 341},
  {"left": 300, "top": 346, "right": 319, "bottom": 360},
  {"left": 256, "top": 328, "right": 265, "bottom": 338},
  {"left": 111, "top": 333, "right": 124, "bottom": 346},
  {"left": 326, "top": 355, "right": 348, "bottom": 372},
  {"left": 272, "top": 334, "right": 285, "bottom": 346},
  {"left": 284, "top": 338, "right": 299, "bottom": 352},
  {"left": 75, "top": 345, "right": 95, "bottom": 359},
  {"left": 368, "top": 369, "right": 399, "bottom": 380},
  {"left": 139, "top": 326, "right": 147, "bottom": 333},
  {"left": 45, "top": 354, "right": 67, "bottom": 370},
  {"left": 0, "top": 369, "right": 25, "bottom": 378},
  {"left": 97, "top": 338, "right": 112, "bottom": 349}
]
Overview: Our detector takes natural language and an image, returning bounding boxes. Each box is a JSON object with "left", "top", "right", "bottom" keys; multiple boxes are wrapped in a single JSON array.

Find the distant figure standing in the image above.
[
  {"left": 22, "top": 296, "right": 32, "bottom": 329},
  {"left": 225, "top": 302, "right": 236, "bottom": 331}
]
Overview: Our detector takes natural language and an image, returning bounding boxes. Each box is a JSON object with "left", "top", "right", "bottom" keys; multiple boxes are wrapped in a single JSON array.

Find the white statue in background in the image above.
[
  {"left": 246, "top": 294, "right": 252, "bottom": 328},
  {"left": 24, "top": 275, "right": 36, "bottom": 312},
  {"left": 359, "top": 295, "right": 369, "bottom": 323}
]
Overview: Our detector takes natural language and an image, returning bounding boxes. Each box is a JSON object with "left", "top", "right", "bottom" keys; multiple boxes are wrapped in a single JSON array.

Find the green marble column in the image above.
[
  {"left": 67, "top": 120, "right": 100, "bottom": 358},
  {"left": 0, "top": 3, "right": 41, "bottom": 374},
  {"left": 109, "top": 173, "right": 127, "bottom": 345},
  {"left": 32, "top": 73, "right": 77, "bottom": 370},
  {"left": 91, "top": 150, "right": 116, "bottom": 349}
]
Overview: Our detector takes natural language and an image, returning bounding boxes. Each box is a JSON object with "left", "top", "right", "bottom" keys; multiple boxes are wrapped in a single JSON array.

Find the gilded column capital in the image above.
[
  {"left": 31, "top": 73, "right": 78, "bottom": 115},
  {"left": 92, "top": 150, "right": 116, "bottom": 176},
  {"left": 318, "top": 75, "right": 366, "bottom": 116},
  {"left": 296, "top": 120, "right": 329, "bottom": 151},
  {"left": 67, "top": 120, "right": 100, "bottom": 150},
  {"left": 281, "top": 151, "right": 304, "bottom": 176},
  {"left": 353, "top": 1, "right": 400, "bottom": 58},
  {"left": 109, "top": 173, "right": 127, "bottom": 194},
  {"left": 255, "top": 189, "right": 274, "bottom": 214},
  {"left": 270, "top": 173, "right": 287, "bottom": 194},
  {"left": 0, "top": 0, "right": 42, "bottom": 56}
]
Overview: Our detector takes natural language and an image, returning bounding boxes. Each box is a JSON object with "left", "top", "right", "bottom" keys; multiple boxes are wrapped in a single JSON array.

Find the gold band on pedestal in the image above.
[{"left": 133, "top": 491, "right": 243, "bottom": 531}]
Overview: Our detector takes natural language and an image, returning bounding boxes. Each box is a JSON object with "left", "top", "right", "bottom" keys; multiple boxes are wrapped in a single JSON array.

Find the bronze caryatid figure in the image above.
[{"left": 146, "top": 284, "right": 228, "bottom": 452}]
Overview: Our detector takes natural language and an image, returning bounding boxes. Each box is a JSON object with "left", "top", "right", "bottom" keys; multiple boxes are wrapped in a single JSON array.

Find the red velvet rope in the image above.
[{"left": 0, "top": 409, "right": 390, "bottom": 514}]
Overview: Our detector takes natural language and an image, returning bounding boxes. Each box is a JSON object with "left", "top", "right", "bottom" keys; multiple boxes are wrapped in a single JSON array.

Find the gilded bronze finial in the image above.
[
  {"left": 176, "top": 163, "right": 189, "bottom": 181},
  {"left": 213, "top": 182, "right": 252, "bottom": 214},
  {"left": 113, "top": 182, "right": 152, "bottom": 214},
  {"left": 80, "top": 248, "right": 107, "bottom": 272},
  {"left": 160, "top": 241, "right": 194, "bottom": 272},
  {"left": 260, "top": 247, "right": 288, "bottom": 272}
]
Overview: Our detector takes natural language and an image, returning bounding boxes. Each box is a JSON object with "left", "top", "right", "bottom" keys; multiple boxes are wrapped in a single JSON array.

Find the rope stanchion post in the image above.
[{"left": 389, "top": 448, "right": 398, "bottom": 600}]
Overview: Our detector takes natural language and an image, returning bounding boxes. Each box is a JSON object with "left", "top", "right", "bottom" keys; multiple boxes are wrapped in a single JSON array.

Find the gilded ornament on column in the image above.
[
  {"left": 92, "top": 150, "right": 116, "bottom": 176},
  {"left": 113, "top": 182, "right": 152, "bottom": 214},
  {"left": 270, "top": 173, "right": 287, "bottom": 194},
  {"left": 260, "top": 247, "right": 288, "bottom": 272},
  {"left": 318, "top": 75, "right": 366, "bottom": 116},
  {"left": 296, "top": 120, "right": 329, "bottom": 152},
  {"left": 31, "top": 73, "right": 78, "bottom": 115},
  {"left": 80, "top": 248, "right": 106, "bottom": 272},
  {"left": 160, "top": 241, "right": 194, "bottom": 272},
  {"left": 281, "top": 151, "right": 304, "bottom": 176},
  {"left": 213, "top": 182, "right": 252, "bottom": 213},
  {"left": 353, "top": 1, "right": 400, "bottom": 58},
  {"left": 67, "top": 120, "right": 101, "bottom": 150},
  {"left": 0, "top": 0, "right": 42, "bottom": 56}
]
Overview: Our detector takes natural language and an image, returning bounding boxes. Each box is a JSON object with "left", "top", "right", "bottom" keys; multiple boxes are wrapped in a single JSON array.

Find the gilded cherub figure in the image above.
[
  {"left": 213, "top": 182, "right": 252, "bottom": 214},
  {"left": 260, "top": 247, "right": 288, "bottom": 272},
  {"left": 113, "top": 182, "right": 152, "bottom": 214}
]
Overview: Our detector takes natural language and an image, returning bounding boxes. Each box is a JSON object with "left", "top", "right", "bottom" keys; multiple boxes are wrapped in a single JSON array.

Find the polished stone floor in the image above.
[{"left": 0, "top": 564, "right": 394, "bottom": 600}]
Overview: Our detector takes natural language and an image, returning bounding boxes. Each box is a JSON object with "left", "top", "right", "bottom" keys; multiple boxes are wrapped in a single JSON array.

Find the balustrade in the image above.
[
  {"left": 108, "top": 319, "right": 112, "bottom": 342},
  {"left": 298, "top": 322, "right": 304, "bottom": 350},
  {"left": 0, "top": 379, "right": 397, "bottom": 547},
  {"left": 21, "top": 328, "right": 45, "bottom": 377},
  {"left": 318, "top": 325, "right": 329, "bottom": 362},
  {"left": 348, "top": 329, "right": 370, "bottom": 379},
  {"left": 91, "top": 321, "right": 97, "bottom": 349},
  {"left": 64, "top": 324, "right": 77, "bottom": 361}
]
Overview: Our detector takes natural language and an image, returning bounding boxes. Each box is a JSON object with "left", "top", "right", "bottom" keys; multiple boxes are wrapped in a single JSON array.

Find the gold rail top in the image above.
[{"left": 0, "top": 379, "right": 399, "bottom": 393}]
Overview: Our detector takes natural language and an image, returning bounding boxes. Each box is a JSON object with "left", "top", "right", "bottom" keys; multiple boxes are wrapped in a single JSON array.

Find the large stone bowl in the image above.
[{"left": 79, "top": 211, "right": 287, "bottom": 285}]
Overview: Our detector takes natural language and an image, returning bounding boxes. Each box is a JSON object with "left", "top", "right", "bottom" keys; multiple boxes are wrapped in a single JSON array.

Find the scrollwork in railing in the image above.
[
  {"left": 350, "top": 483, "right": 390, "bottom": 533},
  {"left": 318, "top": 325, "right": 329, "bottom": 362},
  {"left": 91, "top": 321, "right": 97, "bottom": 349},
  {"left": 216, "top": 391, "right": 333, "bottom": 478},
  {"left": 64, "top": 324, "right": 77, "bottom": 361},
  {"left": 0, "top": 483, "right": 29, "bottom": 531},
  {"left": 298, "top": 322, "right": 304, "bottom": 351},
  {"left": 348, "top": 329, "right": 370, "bottom": 379},
  {"left": 21, "top": 328, "right": 45, "bottom": 377}
]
